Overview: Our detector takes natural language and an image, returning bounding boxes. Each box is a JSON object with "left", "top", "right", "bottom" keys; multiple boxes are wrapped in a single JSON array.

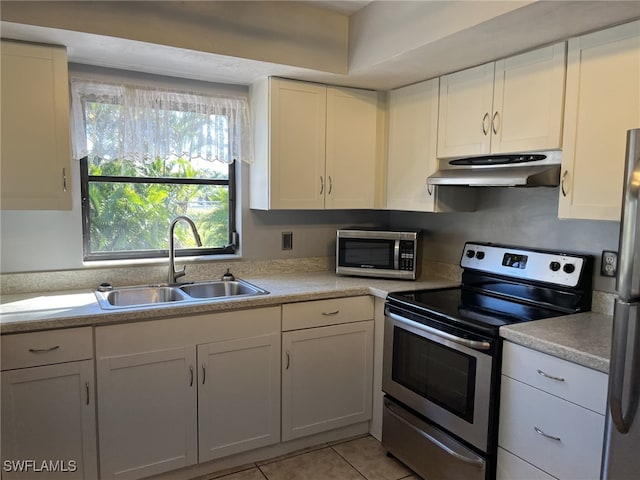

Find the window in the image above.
[{"left": 70, "top": 78, "right": 251, "bottom": 261}]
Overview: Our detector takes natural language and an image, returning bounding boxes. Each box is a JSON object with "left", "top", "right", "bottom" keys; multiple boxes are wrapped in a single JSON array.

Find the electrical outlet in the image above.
[
  {"left": 282, "top": 231, "right": 293, "bottom": 251},
  {"left": 601, "top": 250, "right": 618, "bottom": 277}
]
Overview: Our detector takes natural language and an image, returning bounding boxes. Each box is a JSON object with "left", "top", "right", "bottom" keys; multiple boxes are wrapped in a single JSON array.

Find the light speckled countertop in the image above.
[
  {"left": 500, "top": 312, "right": 613, "bottom": 373},
  {"left": 0, "top": 272, "right": 458, "bottom": 334}
]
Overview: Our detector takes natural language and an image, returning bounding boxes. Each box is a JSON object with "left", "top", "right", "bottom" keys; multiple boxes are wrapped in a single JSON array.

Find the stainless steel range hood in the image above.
[{"left": 427, "top": 151, "right": 562, "bottom": 187}]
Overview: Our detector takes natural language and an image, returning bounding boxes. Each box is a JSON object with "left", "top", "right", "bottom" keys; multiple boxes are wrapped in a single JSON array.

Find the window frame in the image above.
[{"left": 80, "top": 157, "right": 237, "bottom": 262}]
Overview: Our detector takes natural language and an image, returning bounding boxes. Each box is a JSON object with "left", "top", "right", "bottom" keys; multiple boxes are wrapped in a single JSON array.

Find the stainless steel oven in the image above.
[
  {"left": 382, "top": 242, "right": 593, "bottom": 480},
  {"left": 383, "top": 309, "right": 495, "bottom": 453}
]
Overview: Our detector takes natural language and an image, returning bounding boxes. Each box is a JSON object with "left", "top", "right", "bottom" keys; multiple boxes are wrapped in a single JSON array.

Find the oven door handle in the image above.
[
  {"left": 385, "top": 400, "right": 486, "bottom": 468},
  {"left": 387, "top": 312, "right": 491, "bottom": 351}
]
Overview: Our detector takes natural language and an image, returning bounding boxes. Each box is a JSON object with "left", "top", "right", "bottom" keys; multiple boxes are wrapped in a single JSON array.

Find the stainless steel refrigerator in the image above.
[{"left": 602, "top": 128, "right": 640, "bottom": 480}]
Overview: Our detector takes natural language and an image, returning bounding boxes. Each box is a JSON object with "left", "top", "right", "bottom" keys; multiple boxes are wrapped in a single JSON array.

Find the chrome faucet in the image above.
[{"left": 168, "top": 216, "right": 202, "bottom": 284}]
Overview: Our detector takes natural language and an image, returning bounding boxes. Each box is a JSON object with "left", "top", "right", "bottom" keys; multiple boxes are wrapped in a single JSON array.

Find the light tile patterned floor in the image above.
[{"left": 198, "top": 435, "right": 419, "bottom": 480}]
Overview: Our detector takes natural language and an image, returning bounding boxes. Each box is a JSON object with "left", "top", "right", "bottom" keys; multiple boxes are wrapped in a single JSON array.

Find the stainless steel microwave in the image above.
[{"left": 336, "top": 229, "right": 420, "bottom": 280}]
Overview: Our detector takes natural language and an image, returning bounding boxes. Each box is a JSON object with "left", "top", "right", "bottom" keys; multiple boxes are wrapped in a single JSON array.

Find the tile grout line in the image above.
[{"left": 328, "top": 444, "right": 368, "bottom": 480}]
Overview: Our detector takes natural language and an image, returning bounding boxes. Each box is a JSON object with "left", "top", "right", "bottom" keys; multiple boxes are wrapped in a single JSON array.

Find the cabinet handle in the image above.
[
  {"left": 492, "top": 111, "right": 500, "bottom": 135},
  {"left": 189, "top": 366, "right": 194, "bottom": 387},
  {"left": 202, "top": 364, "right": 206, "bottom": 385},
  {"left": 536, "top": 369, "right": 565, "bottom": 382},
  {"left": 534, "top": 426, "right": 561, "bottom": 442},
  {"left": 322, "top": 310, "right": 340, "bottom": 316},
  {"left": 561, "top": 170, "right": 569, "bottom": 197},
  {"left": 482, "top": 113, "right": 490, "bottom": 136},
  {"left": 28, "top": 345, "right": 60, "bottom": 353},
  {"left": 85, "top": 381, "right": 90, "bottom": 406},
  {"left": 62, "top": 168, "right": 68, "bottom": 192},
  {"left": 320, "top": 176, "right": 324, "bottom": 195},
  {"left": 328, "top": 176, "right": 333, "bottom": 195},
  {"left": 285, "top": 351, "right": 291, "bottom": 370}
]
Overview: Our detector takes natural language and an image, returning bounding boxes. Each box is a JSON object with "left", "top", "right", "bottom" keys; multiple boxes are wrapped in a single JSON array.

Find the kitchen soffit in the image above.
[{"left": 1, "top": 1, "right": 639, "bottom": 90}]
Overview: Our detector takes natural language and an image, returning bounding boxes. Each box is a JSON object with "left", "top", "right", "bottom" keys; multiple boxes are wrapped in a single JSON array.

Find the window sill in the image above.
[{"left": 82, "top": 253, "right": 242, "bottom": 269}]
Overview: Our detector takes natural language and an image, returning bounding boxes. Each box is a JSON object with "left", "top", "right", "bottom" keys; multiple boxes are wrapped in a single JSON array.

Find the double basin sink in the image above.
[{"left": 95, "top": 279, "right": 269, "bottom": 309}]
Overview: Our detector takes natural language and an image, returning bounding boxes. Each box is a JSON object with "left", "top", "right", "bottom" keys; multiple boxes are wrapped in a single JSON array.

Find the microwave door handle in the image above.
[
  {"left": 387, "top": 312, "right": 491, "bottom": 351},
  {"left": 393, "top": 240, "right": 400, "bottom": 270}
]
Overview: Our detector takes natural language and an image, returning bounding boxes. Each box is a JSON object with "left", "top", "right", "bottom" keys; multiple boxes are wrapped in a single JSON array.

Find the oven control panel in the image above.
[{"left": 460, "top": 242, "right": 586, "bottom": 287}]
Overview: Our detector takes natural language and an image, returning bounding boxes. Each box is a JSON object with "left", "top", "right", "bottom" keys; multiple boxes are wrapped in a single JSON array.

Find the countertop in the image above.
[
  {"left": 0, "top": 271, "right": 458, "bottom": 334},
  {"left": 499, "top": 312, "right": 613, "bottom": 373},
  {"left": 2, "top": 271, "right": 615, "bottom": 374}
]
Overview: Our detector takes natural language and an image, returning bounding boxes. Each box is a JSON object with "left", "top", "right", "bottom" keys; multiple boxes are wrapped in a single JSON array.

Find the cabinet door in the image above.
[
  {"left": 325, "top": 86, "right": 377, "bottom": 209},
  {"left": 270, "top": 78, "right": 326, "bottom": 209},
  {"left": 437, "top": 63, "right": 495, "bottom": 158},
  {"left": 387, "top": 79, "right": 439, "bottom": 212},
  {"left": 0, "top": 40, "right": 72, "bottom": 210},
  {"left": 198, "top": 332, "right": 280, "bottom": 462},
  {"left": 492, "top": 42, "right": 566, "bottom": 154},
  {"left": 282, "top": 320, "right": 374, "bottom": 441},
  {"left": 559, "top": 20, "right": 640, "bottom": 220},
  {"left": 96, "top": 347, "right": 197, "bottom": 480},
  {"left": 1, "top": 360, "right": 97, "bottom": 479}
]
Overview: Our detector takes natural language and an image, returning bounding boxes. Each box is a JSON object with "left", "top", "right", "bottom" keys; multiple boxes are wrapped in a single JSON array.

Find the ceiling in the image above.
[{"left": 1, "top": 1, "right": 639, "bottom": 90}]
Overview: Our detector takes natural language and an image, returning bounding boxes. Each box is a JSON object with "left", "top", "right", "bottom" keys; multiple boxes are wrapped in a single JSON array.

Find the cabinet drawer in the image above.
[
  {"left": 497, "top": 448, "right": 555, "bottom": 480},
  {"left": 499, "top": 376, "right": 604, "bottom": 480},
  {"left": 502, "top": 341, "right": 607, "bottom": 414},
  {"left": 282, "top": 296, "right": 374, "bottom": 330},
  {"left": 1, "top": 327, "right": 93, "bottom": 370}
]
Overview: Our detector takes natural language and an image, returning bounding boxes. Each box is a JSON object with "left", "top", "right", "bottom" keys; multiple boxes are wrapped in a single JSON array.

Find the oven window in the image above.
[
  {"left": 338, "top": 238, "right": 395, "bottom": 269},
  {"left": 392, "top": 327, "right": 476, "bottom": 423}
]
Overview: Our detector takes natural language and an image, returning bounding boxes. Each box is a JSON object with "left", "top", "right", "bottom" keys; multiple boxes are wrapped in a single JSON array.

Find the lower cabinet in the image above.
[
  {"left": 498, "top": 341, "right": 608, "bottom": 480},
  {"left": 95, "top": 307, "right": 281, "bottom": 480},
  {"left": 1, "top": 327, "right": 97, "bottom": 480},
  {"left": 281, "top": 296, "right": 374, "bottom": 441}
]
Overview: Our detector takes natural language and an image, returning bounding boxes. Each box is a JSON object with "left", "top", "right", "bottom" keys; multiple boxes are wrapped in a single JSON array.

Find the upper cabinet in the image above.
[
  {"left": 250, "top": 77, "right": 378, "bottom": 210},
  {"left": 386, "top": 78, "right": 475, "bottom": 212},
  {"left": 1, "top": 40, "right": 72, "bottom": 210},
  {"left": 558, "top": 20, "right": 640, "bottom": 221},
  {"left": 437, "top": 43, "right": 566, "bottom": 159}
]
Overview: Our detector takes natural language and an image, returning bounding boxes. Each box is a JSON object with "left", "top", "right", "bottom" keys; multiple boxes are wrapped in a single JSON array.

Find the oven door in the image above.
[{"left": 383, "top": 308, "right": 493, "bottom": 452}]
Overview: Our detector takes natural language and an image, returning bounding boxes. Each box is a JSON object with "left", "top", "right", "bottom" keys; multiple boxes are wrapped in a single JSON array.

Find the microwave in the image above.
[{"left": 336, "top": 229, "right": 421, "bottom": 280}]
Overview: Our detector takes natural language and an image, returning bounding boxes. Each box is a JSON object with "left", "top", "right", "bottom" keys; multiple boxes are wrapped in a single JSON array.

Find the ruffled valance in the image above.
[{"left": 70, "top": 78, "right": 253, "bottom": 164}]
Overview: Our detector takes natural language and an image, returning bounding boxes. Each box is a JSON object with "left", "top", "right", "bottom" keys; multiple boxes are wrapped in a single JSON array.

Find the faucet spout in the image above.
[{"left": 168, "top": 216, "right": 202, "bottom": 285}]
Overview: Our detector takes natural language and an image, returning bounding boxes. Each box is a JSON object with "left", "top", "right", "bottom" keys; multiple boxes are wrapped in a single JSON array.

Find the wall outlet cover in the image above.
[{"left": 601, "top": 250, "right": 618, "bottom": 277}]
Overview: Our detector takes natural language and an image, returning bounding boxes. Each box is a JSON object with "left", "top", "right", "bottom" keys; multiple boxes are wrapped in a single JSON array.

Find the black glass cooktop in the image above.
[{"left": 386, "top": 283, "right": 578, "bottom": 337}]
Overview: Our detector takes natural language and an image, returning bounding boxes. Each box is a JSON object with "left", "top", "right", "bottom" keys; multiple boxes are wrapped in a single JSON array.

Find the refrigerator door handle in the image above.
[
  {"left": 617, "top": 129, "right": 640, "bottom": 301},
  {"left": 609, "top": 300, "right": 640, "bottom": 434}
]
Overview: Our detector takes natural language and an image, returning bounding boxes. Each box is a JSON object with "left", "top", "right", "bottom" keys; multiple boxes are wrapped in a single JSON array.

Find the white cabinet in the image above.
[
  {"left": 197, "top": 333, "right": 280, "bottom": 462},
  {"left": 1, "top": 40, "right": 72, "bottom": 210},
  {"left": 498, "top": 341, "right": 608, "bottom": 480},
  {"left": 437, "top": 43, "right": 566, "bottom": 159},
  {"left": 1, "top": 328, "right": 97, "bottom": 479},
  {"left": 282, "top": 296, "right": 374, "bottom": 441},
  {"left": 250, "top": 77, "right": 378, "bottom": 210},
  {"left": 558, "top": 20, "right": 640, "bottom": 221},
  {"left": 386, "top": 78, "right": 475, "bottom": 212},
  {"left": 95, "top": 308, "right": 281, "bottom": 480}
]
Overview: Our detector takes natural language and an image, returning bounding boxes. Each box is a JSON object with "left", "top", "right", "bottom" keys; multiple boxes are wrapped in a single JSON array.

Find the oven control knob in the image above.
[
  {"left": 476, "top": 251, "right": 485, "bottom": 260},
  {"left": 466, "top": 250, "right": 475, "bottom": 258},
  {"left": 550, "top": 261, "right": 561, "bottom": 272},
  {"left": 563, "top": 263, "right": 576, "bottom": 274}
]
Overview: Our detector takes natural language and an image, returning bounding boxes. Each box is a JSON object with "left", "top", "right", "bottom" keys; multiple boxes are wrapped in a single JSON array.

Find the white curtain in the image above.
[{"left": 70, "top": 78, "right": 253, "bottom": 164}]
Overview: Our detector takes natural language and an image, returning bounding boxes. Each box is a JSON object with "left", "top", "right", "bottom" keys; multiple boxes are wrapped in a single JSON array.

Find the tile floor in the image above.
[{"left": 195, "top": 435, "right": 419, "bottom": 480}]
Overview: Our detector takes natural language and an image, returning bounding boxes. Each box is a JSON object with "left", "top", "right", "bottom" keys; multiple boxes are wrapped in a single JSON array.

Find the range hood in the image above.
[{"left": 427, "top": 151, "right": 562, "bottom": 187}]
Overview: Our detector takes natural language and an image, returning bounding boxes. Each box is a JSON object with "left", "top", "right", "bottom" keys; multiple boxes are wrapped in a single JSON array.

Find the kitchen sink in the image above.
[
  {"left": 95, "top": 279, "right": 269, "bottom": 309},
  {"left": 179, "top": 280, "right": 268, "bottom": 299}
]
